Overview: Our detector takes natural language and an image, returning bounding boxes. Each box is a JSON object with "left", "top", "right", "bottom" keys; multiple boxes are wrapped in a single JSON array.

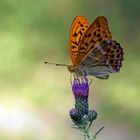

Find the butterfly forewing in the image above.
[
  {"left": 69, "top": 16, "right": 89, "bottom": 65},
  {"left": 77, "top": 16, "right": 112, "bottom": 65}
]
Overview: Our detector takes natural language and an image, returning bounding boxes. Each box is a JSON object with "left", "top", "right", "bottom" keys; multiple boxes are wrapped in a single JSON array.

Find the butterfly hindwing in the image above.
[
  {"left": 80, "top": 40, "right": 123, "bottom": 79},
  {"left": 69, "top": 15, "right": 89, "bottom": 65},
  {"left": 106, "top": 40, "right": 124, "bottom": 72}
]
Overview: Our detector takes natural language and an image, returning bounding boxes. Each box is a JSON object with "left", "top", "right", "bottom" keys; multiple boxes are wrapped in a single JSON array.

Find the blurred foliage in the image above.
[{"left": 0, "top": 0, "right": 140, "bottom": 140}]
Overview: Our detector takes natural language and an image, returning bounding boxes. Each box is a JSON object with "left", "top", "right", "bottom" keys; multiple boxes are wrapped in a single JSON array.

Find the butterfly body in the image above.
[
  {"left": 68, "top": 15, "right": 124, "bottom": 79},
  {"left": 67, "top": 65, "right": 86, "bottom": 77},
  {"left": 67, "top": 65, "right": 110, "bottom": 79}
]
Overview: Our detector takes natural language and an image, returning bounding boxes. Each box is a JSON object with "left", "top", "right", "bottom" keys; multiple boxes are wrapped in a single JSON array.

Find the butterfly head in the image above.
[
  {"left": 67, "top": 65, "right": 86, "bottom": 77},
  {"left": 67, "top": 65, "right": 76, "bottom": 73}
]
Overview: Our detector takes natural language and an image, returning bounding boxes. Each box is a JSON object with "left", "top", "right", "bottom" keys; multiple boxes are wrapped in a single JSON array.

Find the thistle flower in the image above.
[
  {"left": 69, "top": 76, "right": 104, "bottom": 140},
  {"left": 72, "top": 77, "right": 89, "bottom": 117}
]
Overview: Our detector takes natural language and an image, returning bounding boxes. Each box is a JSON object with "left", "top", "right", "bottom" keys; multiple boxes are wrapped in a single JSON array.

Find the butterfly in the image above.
[{"left": 67, "top": 15, "right": 124, "bottom": 79}]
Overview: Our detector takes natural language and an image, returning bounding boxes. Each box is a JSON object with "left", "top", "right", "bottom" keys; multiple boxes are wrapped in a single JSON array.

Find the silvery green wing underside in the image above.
[{"left": 79, "top": 40, "right": 124, "bottom": 79}]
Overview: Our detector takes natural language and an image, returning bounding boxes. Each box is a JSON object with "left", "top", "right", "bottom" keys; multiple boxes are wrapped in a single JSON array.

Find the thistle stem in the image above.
[
  {"left": 83, "top": 129, "right": 91, "bottom": 140},
  {"left": 83, "top": 131, "right": 87, "bottom": 140}
]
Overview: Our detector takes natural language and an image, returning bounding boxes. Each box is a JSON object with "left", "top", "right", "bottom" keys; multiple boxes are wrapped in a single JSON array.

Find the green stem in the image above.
[
  {"left": 83, "top": 131, "right": 87, "bottom": 140},
  {"left": 83, "top": 129, "right": 91, "bottom": 140},
  {"left": 86, "top": 131, "right": 90, "bottom": 140}
]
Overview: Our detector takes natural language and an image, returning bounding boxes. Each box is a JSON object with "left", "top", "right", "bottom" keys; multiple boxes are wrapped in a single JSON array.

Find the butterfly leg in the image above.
[
  {"left": 88, "top": 79, "right": 93, "bottom": 86},
  {"left": 70, "top": 73, "right": 73, "bottom": 85}
]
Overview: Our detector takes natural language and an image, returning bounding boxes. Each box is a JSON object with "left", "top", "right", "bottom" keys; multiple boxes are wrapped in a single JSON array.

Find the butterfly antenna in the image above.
[{"left": 44, "top": 61, "right": 68, "bottom": 66}]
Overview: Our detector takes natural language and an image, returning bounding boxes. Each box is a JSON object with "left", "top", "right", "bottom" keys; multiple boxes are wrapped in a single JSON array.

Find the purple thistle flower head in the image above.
[
  {"left": 69, "top": 76, "right": 97, "bottom": 131},
  {"left": 72, "top": 77, "right": 89, "bottom": 98}
]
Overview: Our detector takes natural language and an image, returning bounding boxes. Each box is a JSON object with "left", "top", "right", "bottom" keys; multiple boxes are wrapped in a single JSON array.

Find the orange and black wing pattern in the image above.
[
  {"left": 77, "top": 16, "right": 112, "bottom": 65},
  {"left": 79, "top": 16, "right": 123, "bottom": 72},
  {"left": 69, "top": 15, "right": 89, "bottom": 65}
]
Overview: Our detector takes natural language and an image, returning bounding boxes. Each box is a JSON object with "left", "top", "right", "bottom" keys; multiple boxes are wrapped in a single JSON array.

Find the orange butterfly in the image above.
[{"left": 67, "top": 15, "right": 124, "bottom": 79}]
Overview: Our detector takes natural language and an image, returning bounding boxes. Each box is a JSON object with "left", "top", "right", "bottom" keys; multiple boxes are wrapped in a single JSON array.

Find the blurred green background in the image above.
[{"left": 0, "top": 0, "right": 140, "bottom": 140}]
